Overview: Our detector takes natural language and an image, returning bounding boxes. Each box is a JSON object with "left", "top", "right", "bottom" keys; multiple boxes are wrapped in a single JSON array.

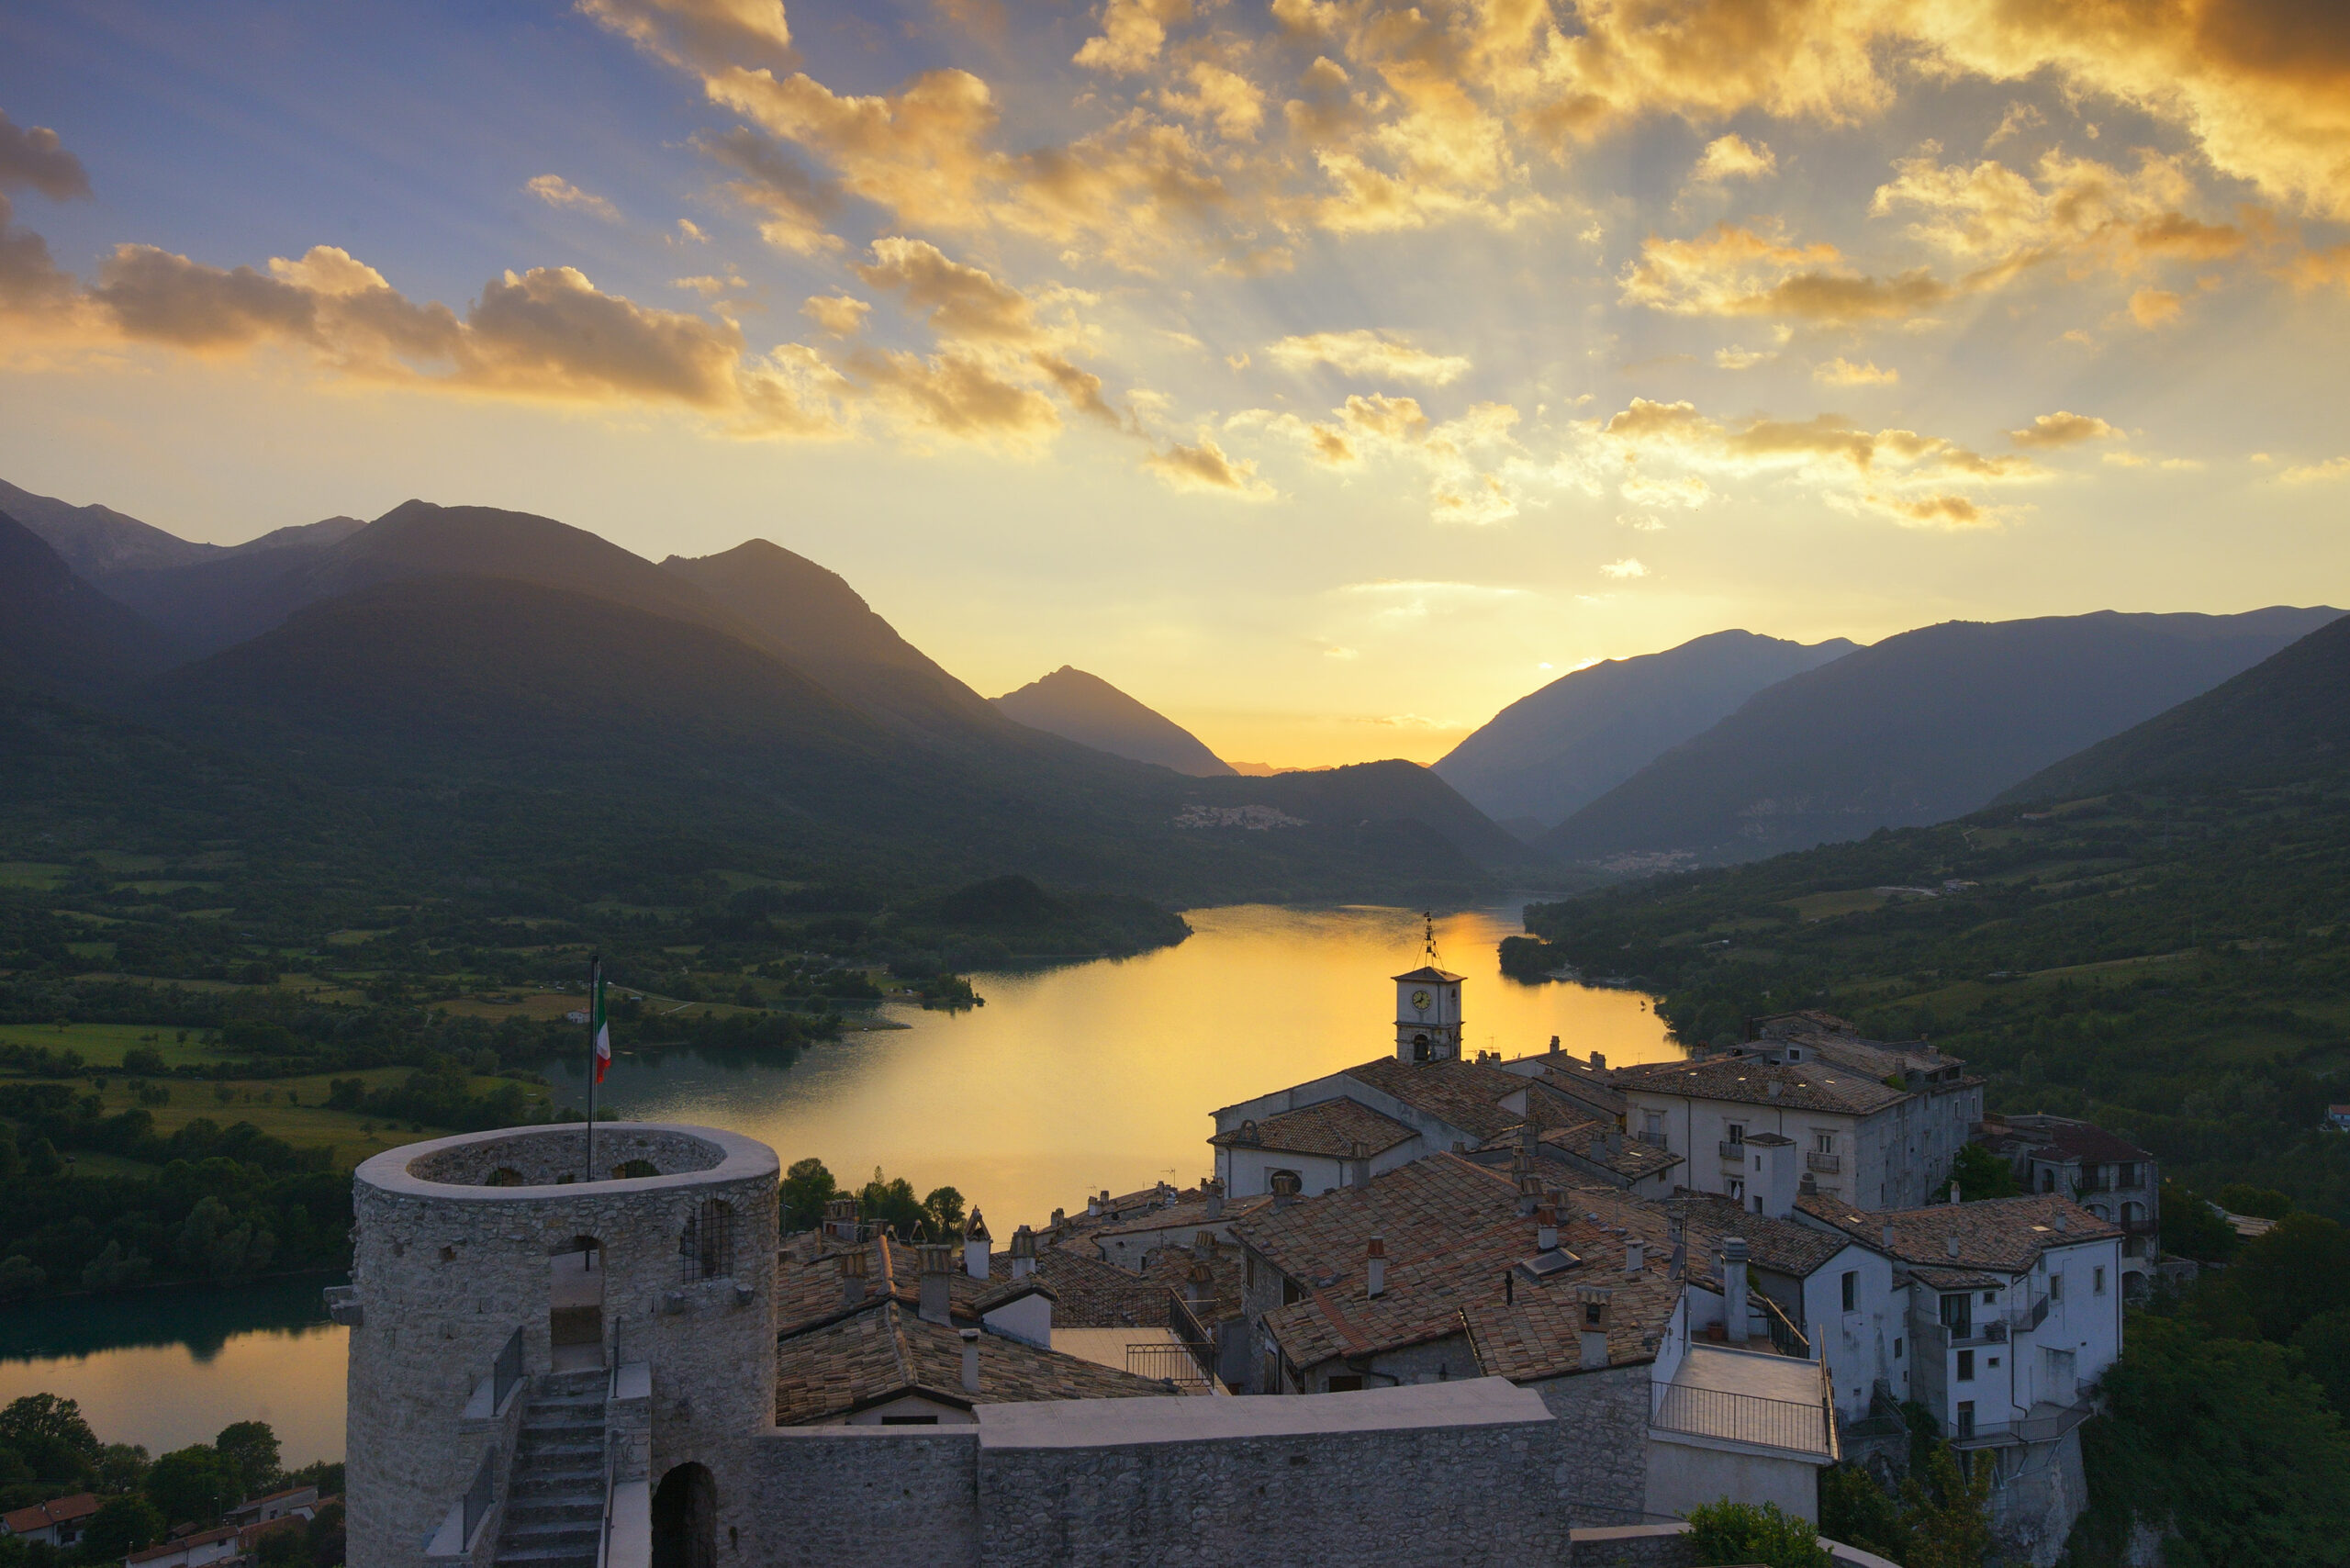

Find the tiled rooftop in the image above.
[
  {"left": 1611, "top": 1054, "right": 1907, "bottom": 1116},
  {"left": 773, "top": 1299, "right": 1176, "bottom": 1424},
  {"left": 1666, "top": 1193, "right": 1852, "bottom": 1280},
  {"left": 1503, "top": 1050, "right": 1630, "bottom": 1119},
  {"left": 2, "top": 1495, "right": 98, "bottom": 1537},
  {"left": 1234, "top": 1153, "right": 1677, "bottom": 1380},
  {"left": 1090, "top": 1191, "right": 1273, "bottom": 1238},
  {"left": 1796, "top": 1193, "right": 2121, "bottom": 1275},
  {"left": 1471, "top": 1113, "right": 1682, "bottom": 1186},
  {"left": 1991, "top": 1117, "right": 2154, "bottom": 1165},
  {"left": 1211, "top": 1097, "right": 1419, "bottom": 1159},
  {"left": 1340, "top": 1056, "right": 1529, "bottom": 1141}
]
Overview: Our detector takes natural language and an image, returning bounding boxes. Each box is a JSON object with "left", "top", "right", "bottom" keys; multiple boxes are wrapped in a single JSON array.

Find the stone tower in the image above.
[
  {"left": 1393, "top": 964, "right": 1464, "bottom": 1061},
  {"left": 341, "top": 1123, "right": 778, "bottom": 1568}
]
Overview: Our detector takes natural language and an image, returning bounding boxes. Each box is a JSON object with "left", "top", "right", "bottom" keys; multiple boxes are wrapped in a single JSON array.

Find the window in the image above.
[
  {"left": 1956, "top": 1401, "right": 1976, "bottom": 1439},
  {"left": 1983, "top": 1291, "right": 1997, "bottom": 1305},
  {"left": 1282, "top": 1276, "right": 1304, "bottom": 1306},
  {"left": 1643, "top": 1111, "right": 1665, "bottom": 1143},
  {"left": 1816, "top": 1132, "right": 1835, "bottom": 1154},
  {"left": 2041, "top": 1169, "right": 2056, "bottom": 1193},
  {"left": 2050, "top": 1271, "right": 2065, "bottom": 1303},
  {"left": 1727, "top": 1123, "right": 1745, "bottom": 1145},
  {"left": 2119, "top": 1162, "right": 2140, "bottom": 1188},
  {"left": 1894, "top": 1338, "right": 1904, "bottom": 1361},
  {"left": 1324, "top": 1375, "right": 1364, "bottom": 1393},
  {"left": 679, "top": 1198, "right": 735, "bottom": 1282},
  {"left": 1841, "top": 1271, "right": 1857, "bottom": 1313},
  {"left": 881, "top": 1416, "right": 938, "bottom": 1426},
  {"left": 2094, "top": 1266, "right": 2107, "bottom": 1295},
  {"left": 1957, "top": 1350, "right": 1975, "bottom": 1382},
  {"left": 1940, "top": 1294, "right": 1973, "bottom": 1337},
  {"left": 1727, "top": 1178, "right": 1745, "bottom": 1202}
]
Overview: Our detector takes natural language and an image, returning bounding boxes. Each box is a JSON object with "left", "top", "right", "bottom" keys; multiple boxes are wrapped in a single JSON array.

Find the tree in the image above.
[
  {"left": 2218, "top": 1182, "right": 2293, "bottom": 1219},
  {"left": 173, "top": 1197, "right": 276, "bottom": 1284},
  {"left": 778, "top": 1159, "right": 836, "bottom": 1234},
  {"left": 78, "top": 1495, "right": 163, "bottom": 1560},
  {"left": 2158, "top": 1179, "right": 2238, "bottom": 1263},
  {"left": 2291, "top": 1309, "right": 2350, "bottom": 1423},
  {"left": 921, "top": 1186, "right": 967, "bottom": 1241},
  {"left": 214, "top": 1421, "right": 281, "bottom": 1496},
  {"left": 0, "top": 1394, "right": 99, "bottom": 1483},
  {"left": 1897, "top": 1443, "right": 1993, "bottom": 1568},
  {"left": 856, "top": 1169, "right": 926, "bottom": 1240},
  {"left": 147, "top": 1445, "right": 242, "bottom": 1529},
  {"left": 1686, "top": 1499, "right": 1830, "bottom": 1567},
  {"left": 95, "top": 1442, "right": 151, "bottom": 1495},
  {"left": 0, "top": 1256, "right": 46, "bottom": 1300},
  {"left": 1819, "top": 1464, "right": 1908, "bottom": 1561},
  {"left": 2227, "top": 1213, "right": 2350, "bottom": 1343},
  {"left": 1950, "top": 1143, "right": 2018, "bottom": 1202},
  {"left": 2065, "top": 1315, "right": 2350, "bottom": 1567}
]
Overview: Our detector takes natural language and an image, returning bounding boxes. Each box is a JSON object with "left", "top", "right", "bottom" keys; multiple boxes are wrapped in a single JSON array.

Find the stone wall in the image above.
[
  {"left": 740, "top": 1430, "right": 978, "bottom": 1568},
  {"left": 346, "top": 1125, "right": 778, "bottom": 1568},
  {"left": 1529, "top": 1365, "right": 1654, "bottom": 1522},
  {"left": 407, "top": 1127, "right": 725, "bottom": 1187}
]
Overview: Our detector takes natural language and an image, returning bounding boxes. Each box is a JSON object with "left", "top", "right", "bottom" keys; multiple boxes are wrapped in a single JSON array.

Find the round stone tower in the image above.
[{"left": 342, "top": 1123, "right": 778, "bottom": 1568}]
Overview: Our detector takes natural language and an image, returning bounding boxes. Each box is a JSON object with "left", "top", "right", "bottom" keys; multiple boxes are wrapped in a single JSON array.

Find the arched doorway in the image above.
[
  {"left": 651, "top": 1463, "right": 715, "bottom": 1568},
  {"left": 549, "top": 1236, "right": 603, "bottom": 1372}
]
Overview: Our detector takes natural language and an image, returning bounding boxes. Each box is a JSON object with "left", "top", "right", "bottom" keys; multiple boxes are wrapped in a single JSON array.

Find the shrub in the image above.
[{"left": 1686, "top": 1499, "right": 1830, "bottom": 1568}]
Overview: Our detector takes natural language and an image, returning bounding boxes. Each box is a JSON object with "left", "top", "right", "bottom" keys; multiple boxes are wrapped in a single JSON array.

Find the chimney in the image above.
[
  {"left": 1626, "top": 1240, "right": 1646, "bottom": 1274},
  {"left": 959, "top": 1328, "right": 980, "bottom": 1394},
  {"left": 1366, "top": 1235, "right": 1387, "bottom": 1298},
  {"left": 1945, "top": 1235, "right": 1961, "bottom": 1259},
  {"left": 1187, "top": 1260, "right": 1213, "bottom": 1306},
  {"left": 1193, "top": 1228, "right": 1214, "bottom": 1261},
  {"left": 1519, "top": 1121, "right": 1539, "bottom": 1162},
  {"left": 963, "top": 1209, "right": 991, "bottom": 1281},
  {"left": 1549, "top": 1035, "right": 1561, "bottom": 1055},
  {"left": 1578, "top": 1286, "right": 1613, "bottom": 1370},
  {"left": 1087, "top": 1193, "right": 1102, "bottom": 1218},
  {"left": 822, "top": 1196, "right": 860, "bottom": 1243},
  {"left": 1536, "top": 1205, "right": 1558, "bottom": 1253},
  {"left": 1589, "top": 1132, "right": 1607, "bottom": 1163},
  {"left": 1270, "top": 1170, "right": 1302, "bottom": 1210},
  {"left": 1516, "top": 1170, "right": 1541, "bottom": 1217},
  {"left": 1607, "top": 1130, "right": 1622, "bottom": 1158},
  {"left": 2054, "top": 1212, "right": 2067, "bottom": 1233},
  {"left": 1350, "top": 1139, "right": 1371, "bottom": 1185},
  {"left": 1161, "top": 1181, "right": 1177, "bottom": 1209},
  {"left": 1050, "top": 1207, "right": 1066, "bottom": 1231},
  {"left": 1009, "top": 1225, "right": 1036, "bottom": 1281},
  {"left": 1722, "top": 1238, "right": 1750, "bottom": 1346},
  {"left": 919, "top": 1243, "right": 954, "bottom": 1324},
  {"left": 1882, "top": 1224, "right": 1895, "bottom": 1250},
  {"left": 1799, "top": 1172, "right": 1818, "bottom": 1197},
  {"left": 1590, "top": 1051, "right": 1606, "bottom": 1073},
  {"left": 1767, "top": 1081, "right": 1783, "bottom": 1100},
  {"left": 1203, "top": 1178, "right": 1225, "bottom": 1219},
  {"left": 838, "top": 1247, "right": 867, "bottom": 1306}
]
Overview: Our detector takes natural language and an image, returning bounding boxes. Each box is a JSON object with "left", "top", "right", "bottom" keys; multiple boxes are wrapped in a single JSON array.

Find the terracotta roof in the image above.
[
  {"left": 1211, "top": 1098, "right": 1419, "bottom": 1159},
  {"left": 988, "top": 1247, "right": 1171, "bottom": 1329},
  {"left": 1341, "top": 1056, "right": 1528, "bottom": 1140},
  {"left": 776, "top": 1234, "right": 1036, "bottom": 1338},
  {"left": 2015, "top": 1122, "right": 2154, "bottom": 1165},
  {"left": 1509, "top": 1058, "right": 1629, "bottom": 1120},
  {"left": 127, "top": 1526, "right": 235, "bottom": 1564},
  {"left": 1391, "top": 966, "right": 1464, "bottom": 983},
  {"left": 1234, "top": 1153, "right": 1676, "bottom": 1380},
  {"left": 3, "top": 1495, "right": 98, "bottom": 1536},
  {"left": 1090, "top": 1191, "right": 1272, "bottom": 1238},
  {"left": 1666, "top": 1193, "right": 1852, "bottom": 1280},
  {"left": 1905, "top": 1265, "right": 2009, "bottom": 1291},
  {"left": 1471, "top": 1114, "right": 1682, "bottom": 1187},
  {"left": 1796, "top": 1193, "right": 2121, "bottom": 1275},
  {"left": 1611, "top": 1055, "right": 1906, "bottom": 1115},
  {"left": 772, "top": 1299, "right": 1178, "bottom": 1424}
]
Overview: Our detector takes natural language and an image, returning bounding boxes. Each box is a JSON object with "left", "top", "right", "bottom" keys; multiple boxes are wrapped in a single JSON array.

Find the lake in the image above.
[{"left": 0, "top": 900, "right": 1672, "bottom": 1462}]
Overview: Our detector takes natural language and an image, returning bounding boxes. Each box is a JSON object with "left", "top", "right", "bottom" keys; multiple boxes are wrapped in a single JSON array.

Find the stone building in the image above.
[{"left": 1977, "top": 1114, "right": 2159, "bottom": 1294}]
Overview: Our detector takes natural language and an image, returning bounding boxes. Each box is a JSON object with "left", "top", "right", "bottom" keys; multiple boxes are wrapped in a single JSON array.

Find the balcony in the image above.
[
  {"left": 1806, "top": 1151, "right": 1842, "bottom": 1174},
  {"left": 1718, "top": 1140, "right": 1748, "bottom": 1162}
]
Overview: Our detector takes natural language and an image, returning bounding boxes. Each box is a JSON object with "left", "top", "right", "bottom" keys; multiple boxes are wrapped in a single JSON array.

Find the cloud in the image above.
[
  {"left": 2009, "top": 410, "right": 2119, "bottom": 448},
  {"left": 2282, "top": 457, "right": 2350, "bottom": 484},
  {"left": 0, "top": 196, "right": 83, "bottom": 314},
  {"left": 854, "top": 236, "right": 1039, "bottom": 343},
  {"left": 694, "top": 127, "right": 842, "bottom": 255},
  {"left": 2129, "top": 287, "right": 2183, "bottom": 327},
  {"left": 1599, "top": 557, "right": 1649, "bottom": 578},
  {"left": 845, "top": 345, "right": 1059, "bottom": 447},
  {"left": 1984, "top": 101, "right": 2045, "bottom": 149},
  {"left": 1690, "top": 133, "right": 1776, "bottom": 185},
  {"left": 0, "top": 111, "right": 92, "bottom": 200},
  {"left": 1620, "top": 224, "right": 1949, "bottom": 322},
  {"left": 1266, "top": 329, "right": 1471, "bottom": 385},
  {"left": 1074, "top": 0, "right": 1191, "bottom": 73},
  {"left": 573, "top": 0, "right": 795, "bottom": 74},
  {"left": 1160, "top": 62, "right": 1265, "bottom": 140},
  {"left": 1814, "top": 356, "right": 1897, "bottom": 386},
  {"left": 526, "top": 174, "right": 622, "bottom": 223},
  {"left": 801, "top": 294, "right": 869, "bottom": 336},
  {"left": 1856, "top": 491, "right": 1995, "bottom": 530},
  {"left": 1715, "top": 345, "right": 1774, "bottom": 369},
  {"left": 1146, "top": 434, "right": 1273, "bottom": 498}
]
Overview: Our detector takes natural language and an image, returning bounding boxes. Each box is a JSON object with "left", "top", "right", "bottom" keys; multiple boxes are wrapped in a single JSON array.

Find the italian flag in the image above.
[{"left": 590, "top": 960, "right": 611, "bottom": 1085}]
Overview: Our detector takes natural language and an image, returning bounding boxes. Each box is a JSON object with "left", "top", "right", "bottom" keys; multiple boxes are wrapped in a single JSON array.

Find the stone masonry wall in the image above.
[
  {"left": 347, "top": 1126, "right": 776, "bottom": 1568},
  {"left": 1531, "top": 1365, "right": 1656, "bottom": 1524},
  {"left": 741, "top": 1430, "right": 979, "bottom": 1568},
  {"left": 408, "top": 1128, "right": 724, "bottom": 1187}
]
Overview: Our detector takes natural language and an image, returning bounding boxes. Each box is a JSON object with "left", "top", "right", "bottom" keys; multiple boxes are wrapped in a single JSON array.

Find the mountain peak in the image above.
[{"left": 992, "top": 666, "right": 1235, "bottom": 777}]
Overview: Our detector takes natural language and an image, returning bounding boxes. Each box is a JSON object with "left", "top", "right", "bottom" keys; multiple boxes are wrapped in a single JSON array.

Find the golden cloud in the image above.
[
  {"left": 0, "top": 195, "right": 85, "bottom": 314},
  {"left": 1074, "top": 0, "right": 1192, "bottom": 74},
  {"left": 1690, "top": 133, "right": 1776, "bottom": 184},
  {"left": 1599, "top": 556, "right": 1649, "bottom": 578},
  {"left": 694, "top": 127, "right": 842, "bottom": 256},
  {"left": 1266, "top": 329, "right": 1471, "bottom": 384},
  {"left": 845, "top": 345, "right": 1060, "bottom": 447},
  {"left": 0, "top": 110, "right": 92, "bottom": 201},
  {"left": 2129, "top": 287, "right": 2183, "bottom": 327},
  {"left": 1620, "top": 224, "right": 1949, "bottom": 321},
  {"left": 2009, "top": 410, "right": 2118, "bottom": 448},
  {"left": 1146, "top": 434, "right": 1274, "bottom": 498},
  {"left": 1814, "top": 356, "right": 1897, "bottom": 385},
  {"left": 526, "top": 174, "right": 622, "bottom": 223},
  {"left": 572, "top": 0, "right": 796, "bottom": 74},
  {"left": 854, "top": 237, "right": 1039, "bottom": 343},
  {"left": 2282, "top": 456, "right": 2350, "bottom": 484},
  {"left": 800, "top": 294, "right": 869, "bottom": 336}
]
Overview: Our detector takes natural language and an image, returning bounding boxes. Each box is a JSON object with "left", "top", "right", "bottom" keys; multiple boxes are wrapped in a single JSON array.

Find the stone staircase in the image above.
[{"left": 493, "top": 1371, "right": 608, "bottom": 1568}]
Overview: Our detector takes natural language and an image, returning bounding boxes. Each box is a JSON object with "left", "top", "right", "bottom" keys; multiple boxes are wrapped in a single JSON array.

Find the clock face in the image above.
[{"left": 1410, "top": 989, "right": 1431, "bottom": 1011}]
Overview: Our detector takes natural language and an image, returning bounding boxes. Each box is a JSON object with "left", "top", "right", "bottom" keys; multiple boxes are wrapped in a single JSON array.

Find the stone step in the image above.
[
  {"left": 504, "top": 1500, "right": 603, "bottom": 1526},
  {"left": 512, "top": 1461, "right": 601, "bottom": 1484},
  {"left": 494, "top": 1547, "right": 599, "bottom": 1568},
  {"left": 537, "top": 1372, "right": 606, "bottom": 1396},
  {"left": 520, "top": 1422, "right": 603, "bottom": 1444}
]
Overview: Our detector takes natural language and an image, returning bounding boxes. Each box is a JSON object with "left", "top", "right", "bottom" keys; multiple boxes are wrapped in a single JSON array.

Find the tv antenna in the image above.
[{"left": 1422, "top": 910, "right": 1443, "bottom": 969}]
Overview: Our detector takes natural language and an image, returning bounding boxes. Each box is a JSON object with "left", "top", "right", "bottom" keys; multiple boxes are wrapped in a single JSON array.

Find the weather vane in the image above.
[{"left": 1423, "top": 910, "right": 1441, "bottom": 967}]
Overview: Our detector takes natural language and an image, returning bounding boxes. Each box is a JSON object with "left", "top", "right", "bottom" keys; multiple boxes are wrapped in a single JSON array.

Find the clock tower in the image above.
[{"left": 1393, "top": 964, "right": 1464, "bottom": 1063}]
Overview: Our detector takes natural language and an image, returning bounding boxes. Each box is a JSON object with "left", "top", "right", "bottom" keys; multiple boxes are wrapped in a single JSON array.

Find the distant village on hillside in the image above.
[{"left": 238, "top": 953, "right": 2174, "bottom": 1568}]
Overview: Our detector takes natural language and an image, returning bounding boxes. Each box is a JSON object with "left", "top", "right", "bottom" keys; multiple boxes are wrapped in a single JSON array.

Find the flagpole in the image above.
[{"left": 587, "top": 953, "right": 599, "bottom": 1182}]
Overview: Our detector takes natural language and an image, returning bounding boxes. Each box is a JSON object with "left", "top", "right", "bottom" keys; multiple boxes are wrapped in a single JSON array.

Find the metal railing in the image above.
[
  {"left": 1718, "top": 1140, "right": 1747, "bottom": 1161},
  {"left": 1166, "top": 1290, "right": 1218, "bottom": 1385},
  {"left": 493, "top": 1327, "right": 524, "bottom": 1412},
  {"left": 1126, "top": 1341, "right": 1214, "bottom": 1389},
  {"left": 1751, "top": 1294, "right": 1811, "bottom": 1360},
  {"left": 460, "top": 1444, "right": 498, "bottom": 1548},
  {"left": 1806, "top": 1151, "right": 1842, "bottom": 1174},
  {"left": 1650, "top": 1382, "right": 1832, "bottom": 1457},
  {"left": 1635, "top": 1129, "right": 1668, "bottom": 1149}
]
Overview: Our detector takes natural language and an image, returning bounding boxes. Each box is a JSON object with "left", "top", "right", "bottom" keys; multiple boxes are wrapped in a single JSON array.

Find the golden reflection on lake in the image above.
[
  {"left": 593, "top": 901, "right": 1675, "bottom": 1228},
  {"left": 0, "top": 1322, "right": 349, "bottom": 1462}
]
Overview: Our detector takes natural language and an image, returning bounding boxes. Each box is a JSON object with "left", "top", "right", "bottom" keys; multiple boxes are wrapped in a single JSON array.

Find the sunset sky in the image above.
[{"left": 4, "top": 0, "right": 2348, "bottom": 767}]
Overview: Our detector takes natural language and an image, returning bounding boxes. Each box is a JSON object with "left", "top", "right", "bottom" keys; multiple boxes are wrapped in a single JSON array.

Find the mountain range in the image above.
[
  {"left": 1433, "top": 629, "right": 1856, "bottom": 832},
  {"left": 0, "top": 485, "right": 1541, "bottom": 906},
  {"left": 992, "top": 666, "right": 1237, "bottom": 777},
  {"left": 1537, "top": 608, "right": 2339, "bottom": 866}
]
